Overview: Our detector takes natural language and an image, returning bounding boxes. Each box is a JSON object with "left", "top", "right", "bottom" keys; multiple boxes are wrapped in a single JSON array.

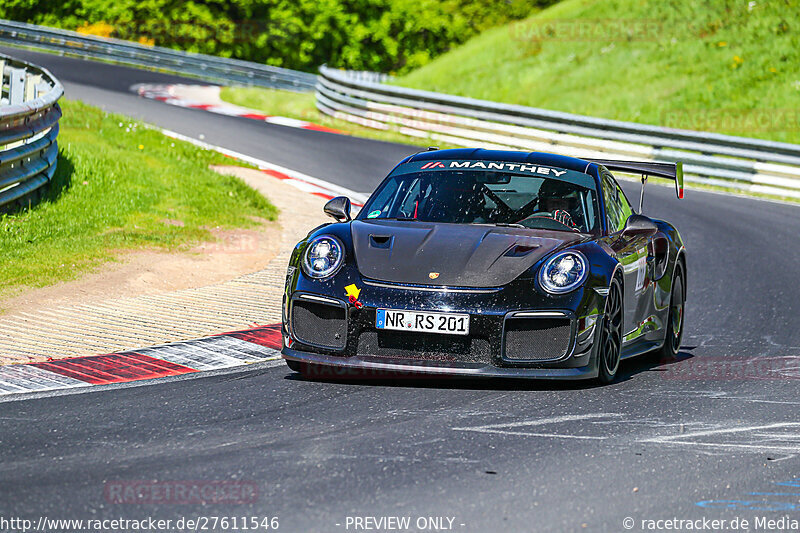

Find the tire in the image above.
[
  {"left": 597, "top": 276, "right": 623, "bottom": 384},
  {"left": 656, "top": 264, "right": 685, "bottom": 360}
]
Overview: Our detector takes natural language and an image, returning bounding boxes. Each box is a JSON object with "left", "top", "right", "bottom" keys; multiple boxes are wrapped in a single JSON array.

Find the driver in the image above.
[{"left": 533, "top": 179, "right": 581, "bottom": 230}]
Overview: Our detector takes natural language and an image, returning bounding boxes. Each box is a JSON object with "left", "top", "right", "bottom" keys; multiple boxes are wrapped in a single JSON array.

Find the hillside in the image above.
[{"left": 397, "top": 0, "right": 800, "bottom": 143}]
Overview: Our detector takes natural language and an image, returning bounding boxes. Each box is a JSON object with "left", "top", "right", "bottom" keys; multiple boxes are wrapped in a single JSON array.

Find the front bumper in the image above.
[
  {"left": 282, "top": 295, "right": 603, "bottom": 380},
  {"left": 282, "top": 267, "right": 605, "bottom": 380}
]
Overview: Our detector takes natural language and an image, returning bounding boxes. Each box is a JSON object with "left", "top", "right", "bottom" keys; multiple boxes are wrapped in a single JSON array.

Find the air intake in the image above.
[
  {"left": 503, "top": 317, "right": 572, "bottom": 362},
  {"left": 291, "top": 298, "right": 347, "bottom": 350}
]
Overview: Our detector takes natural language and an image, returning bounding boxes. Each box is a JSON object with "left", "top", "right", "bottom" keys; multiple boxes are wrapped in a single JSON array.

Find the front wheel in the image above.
[{"left": 597, "top": 277, "right": 623, "bottom": 384}]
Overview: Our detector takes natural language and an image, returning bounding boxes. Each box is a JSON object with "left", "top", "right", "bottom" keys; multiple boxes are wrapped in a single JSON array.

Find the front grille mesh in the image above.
[
  {"left": 291, "top": 300, "right": 347, "bottom": 350},
  {"left": 504, "top": 318, "right": 571, "bottom": 361},
  {"left": 356, "top": 331, "right": 491, "bottom": 364}
]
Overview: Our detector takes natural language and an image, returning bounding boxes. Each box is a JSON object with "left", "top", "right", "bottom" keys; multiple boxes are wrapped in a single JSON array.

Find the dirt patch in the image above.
[
  {"left": 0, "top": 163, "right": 326, "bottom": 322},
  {"left": 0, "top": 223, "right": 281, "bottom": 314}
]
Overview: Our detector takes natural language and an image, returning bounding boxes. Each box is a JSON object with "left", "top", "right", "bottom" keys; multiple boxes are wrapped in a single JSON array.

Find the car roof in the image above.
[{"left": 402, "top": 148, "right": 597, "bottom": 176}]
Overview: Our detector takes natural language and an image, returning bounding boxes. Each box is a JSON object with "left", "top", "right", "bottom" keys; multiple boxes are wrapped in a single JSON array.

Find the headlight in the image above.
[
  {"left": 538, "top": 250, "right": 588, "bottom": 294},
  {"left": 302, "top": 235, "right": 344, "bottom": 279}
]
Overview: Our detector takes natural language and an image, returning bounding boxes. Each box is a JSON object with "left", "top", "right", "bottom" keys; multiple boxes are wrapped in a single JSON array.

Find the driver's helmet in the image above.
[
  {"left": 539, "top": 179, "right": 579, "bottom": 209},
  {"left": 537, "top": 179, "right": 581, "bottom": 228},
  {"left": 538, "top": 178, "right": 577, "bottom": 202}
]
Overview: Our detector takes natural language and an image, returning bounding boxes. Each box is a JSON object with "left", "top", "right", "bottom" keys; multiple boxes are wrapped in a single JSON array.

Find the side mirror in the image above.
[
  {"left": 324, "top": 196, "right": 352, "bottom": 222},
  {"left": 622, "top": 214, "right": 658, "bottom": 237}
]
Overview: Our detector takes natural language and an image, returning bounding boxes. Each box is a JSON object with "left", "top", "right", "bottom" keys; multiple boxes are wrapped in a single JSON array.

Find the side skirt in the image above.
[{"left": 620, "top": 339, "right": 662, "bottom": 360}]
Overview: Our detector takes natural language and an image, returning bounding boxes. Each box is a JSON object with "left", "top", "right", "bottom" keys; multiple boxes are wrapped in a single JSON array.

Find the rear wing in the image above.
[{"left": 591, "top": 159, "right": 684, "bottom": 200}]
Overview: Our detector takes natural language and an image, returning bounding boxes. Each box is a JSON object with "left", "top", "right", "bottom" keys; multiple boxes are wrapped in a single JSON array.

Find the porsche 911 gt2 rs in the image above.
[{"left": 281, "top": 149, "right": 686, "bottom": 383}]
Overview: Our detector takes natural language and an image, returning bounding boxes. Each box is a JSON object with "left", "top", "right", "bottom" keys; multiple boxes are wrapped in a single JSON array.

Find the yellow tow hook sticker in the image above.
[{"left": 345, "top": 284, "right": 363, "bottom": 309}]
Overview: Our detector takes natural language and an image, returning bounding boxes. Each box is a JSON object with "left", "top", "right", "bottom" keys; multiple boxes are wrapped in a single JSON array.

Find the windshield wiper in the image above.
[
  {"left": 491, "top": 222, "right": 525, "bottom": 228},
  {"left": 379, "top": 217, "right": 419, "bottom": 221}
]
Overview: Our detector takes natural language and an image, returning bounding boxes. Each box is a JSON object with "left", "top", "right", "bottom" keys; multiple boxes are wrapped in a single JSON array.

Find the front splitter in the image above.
[{"left": 282, "top": 347, "right": 598, "bottom": 380}]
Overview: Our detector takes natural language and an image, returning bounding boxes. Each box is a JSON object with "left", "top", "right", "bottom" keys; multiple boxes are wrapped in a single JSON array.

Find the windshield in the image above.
[{"left": 360, "top": 164, "right": 600, "bottom": 234}]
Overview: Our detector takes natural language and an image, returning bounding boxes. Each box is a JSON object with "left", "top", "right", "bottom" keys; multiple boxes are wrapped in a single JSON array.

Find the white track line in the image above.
[
  {"left": 452, "top": 413, "right": 623, "bottom": 439},
  {"left": 160, "top": 128, "right": 368, "bottom": 206},
  {"left": 640, "top": 423, "right": 800, "bottom": 454}
]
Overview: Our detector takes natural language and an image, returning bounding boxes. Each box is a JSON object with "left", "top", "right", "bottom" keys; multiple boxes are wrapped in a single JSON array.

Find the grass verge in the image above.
[
  {"left": 396, "top": 0, "right": 800, "bottom": 145},
  {"left": 0, "top": 100, "right": 277, "bottom": 297}
]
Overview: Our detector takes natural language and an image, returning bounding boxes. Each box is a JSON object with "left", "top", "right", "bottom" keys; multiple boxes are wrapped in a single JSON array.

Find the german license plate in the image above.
[{"left": 376, "top": 309, "right": 469, "bottom": 336}]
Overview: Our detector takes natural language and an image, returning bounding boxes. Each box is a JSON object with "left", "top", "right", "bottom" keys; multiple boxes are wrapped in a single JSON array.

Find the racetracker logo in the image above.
[
  {"left": 660, "top": 355, "right": 800, "bottom": 381},
  {"left": 660, "top": 108, "right": 800, "bottom": 133},
  {"left": 509, "top": 18, "right": 665, "bottom": 42}
]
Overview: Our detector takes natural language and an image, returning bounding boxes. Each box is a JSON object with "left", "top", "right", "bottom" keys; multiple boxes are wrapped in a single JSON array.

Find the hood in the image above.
[{"left": 350, "top": 220, "right": 586, "bottom": 288}]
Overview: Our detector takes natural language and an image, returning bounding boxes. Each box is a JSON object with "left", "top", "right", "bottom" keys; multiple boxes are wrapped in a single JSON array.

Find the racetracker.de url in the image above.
[
  {"left": 0, "top": 515, "right": 280, "bottom": 532},
  {"left": 624, "top": 516, "right": 800, "bottom": 530}
]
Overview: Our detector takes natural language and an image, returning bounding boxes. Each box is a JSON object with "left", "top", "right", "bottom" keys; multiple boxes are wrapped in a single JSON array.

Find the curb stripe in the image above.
[
  {"left": 0, "top": 365, "right": 87, "bottom": 390},
  {"left": 1, "top": 324, "right": 285, "bottom": 398},
  {"left": 137, "top": 345, "right": 244, "bottom": 370},
  {"left": 259, "top": 169, "right": 364, "bottom": 207},
  {"left": 31, "top": 353, "right": 196, "bottom": 384},
  {"left": 223, "top": 325, "right": 282, "bottom": 347},
  {"left": 113, "top": 352, "right": 196, "bottom": 374},
  {"left": 133, "top": 83, "right": 345, "bottom": 135},
  {"left": 194, "top": 337, "right": 277, "bottom": 361},
  {"left": 0, "top": 379, "right": 29, "bottom": 392},
  {"left": 31, "top": 360, "right": 120, "bottom": 384}
]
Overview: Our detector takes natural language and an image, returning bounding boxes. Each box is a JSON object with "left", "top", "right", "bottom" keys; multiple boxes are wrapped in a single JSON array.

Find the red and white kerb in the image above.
[{"left": 0, "top": 325, "right": 283, "bottom": 397}]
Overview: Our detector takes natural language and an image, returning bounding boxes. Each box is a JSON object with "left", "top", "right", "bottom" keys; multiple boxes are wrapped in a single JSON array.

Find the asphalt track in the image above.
[{"left": 3, "top": 47, "right": 800, "bottom": 532}]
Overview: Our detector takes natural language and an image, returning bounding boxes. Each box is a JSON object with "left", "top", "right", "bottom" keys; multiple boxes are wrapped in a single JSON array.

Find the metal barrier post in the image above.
[{"left": 9, "top": 67, "right": 24, "bottom": 105}]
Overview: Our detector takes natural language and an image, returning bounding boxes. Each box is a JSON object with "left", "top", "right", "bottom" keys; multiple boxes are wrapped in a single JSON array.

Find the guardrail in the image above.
[
  {"left": 317, "top": 66, "right": 800, "bottom": 199},
  {"left": 0, "top": 19, "right": 316, "bottom": 92},
  {"left": 0, "top": 53, "right": 62, "bottom": 211}
]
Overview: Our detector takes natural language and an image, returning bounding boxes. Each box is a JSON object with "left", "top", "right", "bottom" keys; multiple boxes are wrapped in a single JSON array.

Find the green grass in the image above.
[
  {"left": 397, "top": 0, "right": 800, "bottom": 144},
  {"left": 219, "top": 86, "right": 458, "bottom": 148},
  {"left": 0, "top": 100, "right": 277, "bottom": 298}
]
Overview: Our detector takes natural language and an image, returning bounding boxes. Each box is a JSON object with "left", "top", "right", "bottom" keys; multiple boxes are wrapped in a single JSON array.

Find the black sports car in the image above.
[{"left": 281, "top": 149, "right": 686, "bottom": 383}]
